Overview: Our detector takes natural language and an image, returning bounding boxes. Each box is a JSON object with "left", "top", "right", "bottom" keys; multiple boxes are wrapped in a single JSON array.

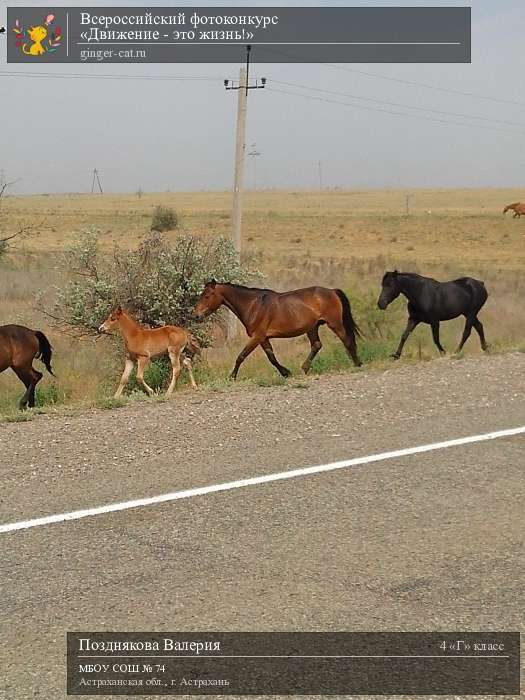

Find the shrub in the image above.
[
  {"left": 151, "top": 206, "right": 178, "bottom": 232},
  {"left": 43, "top": 229, "right": 258, "bottom": 347}
]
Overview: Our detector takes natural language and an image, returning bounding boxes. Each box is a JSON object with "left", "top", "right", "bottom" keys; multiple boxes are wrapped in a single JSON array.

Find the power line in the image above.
[
  {"left": 0, "top": 70, "right": 224, "bottom": 81},
  {"left": 268, "top": 86, "right": 525, "bottom": 136},
  {"left": 255, "top": 46, "right": 525, "bottom": 108},
  {"left": 272, "top": 79, "right": 525, "bottom": 129},
  {"left": 323, "top": 63, "right": 525, "bottom": 108},
  {"left": 2, "top": 43, "right": 522, "bottom": 108}
]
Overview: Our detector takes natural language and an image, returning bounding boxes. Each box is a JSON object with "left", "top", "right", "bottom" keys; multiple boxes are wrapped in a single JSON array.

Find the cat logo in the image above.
[{"left": 12, "top": 13, "right": 62, "bottom": 56}]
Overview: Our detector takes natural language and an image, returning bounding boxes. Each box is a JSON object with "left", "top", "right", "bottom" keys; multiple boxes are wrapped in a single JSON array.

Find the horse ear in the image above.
[
  {"left": 209, "top": 279, "right": 216, "bottom": 288},
  {"left": 116, "top": 305, "right": 122, "bottom": 314},
  {"left": 393, "top": 270, "right": 399, "bottom": 277}
]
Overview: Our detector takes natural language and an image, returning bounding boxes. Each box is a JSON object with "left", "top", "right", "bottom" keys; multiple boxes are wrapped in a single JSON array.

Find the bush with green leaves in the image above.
[
  {"left": 44, "top": 229, "right": 257, "bottom": 346},
  {"left": 151, "top": 205, "right": 178, "bottom": 232}
]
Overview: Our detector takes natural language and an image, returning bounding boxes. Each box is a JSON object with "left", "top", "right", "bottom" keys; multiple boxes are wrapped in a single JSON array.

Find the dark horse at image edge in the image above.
[
  {"left": 0, "top": 325, "right": 54, "bottom": 408},
  {"left": 193, "top": 281, "right": 362, "bottom": 379},
  {"left": 378, "top": 271, "right": 489, "bottom": 358}
]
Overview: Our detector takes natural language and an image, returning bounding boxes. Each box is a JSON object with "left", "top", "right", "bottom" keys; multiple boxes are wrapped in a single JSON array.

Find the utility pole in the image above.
[
  {"left": 91, "top": 168, "right": 103, "bottom": 194},
  {"left": 405, "top": 193, "right": 412, "bottom": 215},
  {"left": 248, "top": 143, "right": 261, "bottom": 190},
  {"left": 230, "top": 66, "right": 247, "bottom": 258},
  {"left": 224, "top": 45, "right": 266, "bottom": 338},
  {"left": 318, "top": 161, "right": 323, "bottom": 191}
]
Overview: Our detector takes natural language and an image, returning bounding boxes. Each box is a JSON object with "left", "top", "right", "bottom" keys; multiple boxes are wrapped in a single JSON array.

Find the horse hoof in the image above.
[{"left": 391, "top": 354, "right": 400, "bottom": 360}]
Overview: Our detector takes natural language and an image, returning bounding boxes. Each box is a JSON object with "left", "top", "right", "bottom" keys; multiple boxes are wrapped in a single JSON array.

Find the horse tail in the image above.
[
  {"left": 335, "top": 289, "right": 363, "bottom": 340},
  {"left": 34, "top": 331, "right": 55, "bottom": 376},
  {"left": 184, "top": 333, "right": 201, "bottom": 357},
  {"left": 479, "top": 280, "right": 488, "bottom": 306}
]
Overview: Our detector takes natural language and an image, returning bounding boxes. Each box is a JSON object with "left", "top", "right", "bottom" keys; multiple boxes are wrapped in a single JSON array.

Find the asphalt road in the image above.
[{"left": 0, "top": 352, "right": 524, "bottom": 699}]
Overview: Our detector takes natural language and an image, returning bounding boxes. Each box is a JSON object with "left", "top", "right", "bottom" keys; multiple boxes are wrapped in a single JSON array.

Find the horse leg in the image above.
[
  {"left": 182, "top": 356, "right": 198, "bottom": 389},
  {"left": 27, "top": 369, "right": 43, "bottom": 407},
  {"left": 260, "top": 338, "right": 291, "bottom": 377},
  {"left": 13, "top": 368, "right": 33, "bottom": 409},
  {"left": 13, "top": 366, "right": 42, "bottom": 409},
  {"left": 230, "top": 337, "right": 261, "bottom": 380},
  {"left": 393, "top": 318, "right": 419, "bottom": 359},
  {"left": 166, "top": 347, "right": 182, "bottom": 397},
  {"left": 327, "top": 321, "right": 361, "bottom": 367},
  {"left": 114, "top": 357, "right": 134, "bottom": 398},
  {"left": 431, "top": 322, "right": 446, "bottom": 356},
  {"left": 455, "top": 316, "right": 474, "bottom": 353},
  {"left": 136, "top": 355, "right": 154, "bottom": 396},
  {"left": 473, "top": 317, "right": 489, "bottom": 351},
  {"left": 302, "top": 324, "right": 323, "bottom": 374}
]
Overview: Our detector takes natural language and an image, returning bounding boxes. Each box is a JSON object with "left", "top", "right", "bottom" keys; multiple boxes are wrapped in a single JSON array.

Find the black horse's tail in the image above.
[
  {"left": 35, "top": 331, "right": 55, "bottom": 376},
  {"left": 335, "top": 289, "right": 363, "bottom": 340}
]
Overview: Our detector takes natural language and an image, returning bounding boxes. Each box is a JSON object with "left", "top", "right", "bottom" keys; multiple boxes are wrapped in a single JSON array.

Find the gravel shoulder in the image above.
[
  {"left": 1, "top": 351, "right": 524, "bottom": 523},
  {"left": 0, "top": 352, "right": 524, "bottom": 699}
]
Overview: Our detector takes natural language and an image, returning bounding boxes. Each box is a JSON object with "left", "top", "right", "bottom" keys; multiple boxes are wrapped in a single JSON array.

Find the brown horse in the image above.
[
  {"left": 503, "top": 202, "right": 525, "bottom": 217},
  {"left": 0, "top": 325, "right": 54, "bottom": 409},
  {"left": 99, "top": 306, "right": 198, "bottom": 397},
  {"left": 193, "top": 281, "right": 362, "bottom": 379}
]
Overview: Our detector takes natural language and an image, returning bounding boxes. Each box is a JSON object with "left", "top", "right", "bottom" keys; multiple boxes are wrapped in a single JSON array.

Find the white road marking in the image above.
[{"left": 1, "top": 425, "right": 524, "bottom": 535}]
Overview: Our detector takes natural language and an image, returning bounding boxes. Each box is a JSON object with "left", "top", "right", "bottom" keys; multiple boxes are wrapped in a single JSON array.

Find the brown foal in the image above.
[{"left": 99, "top": 306, "right": 198, "bottom": 397}]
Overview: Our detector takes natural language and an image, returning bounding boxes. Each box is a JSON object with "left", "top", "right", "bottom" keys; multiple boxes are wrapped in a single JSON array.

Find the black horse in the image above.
[{"left": 378, "top": 271, "right": 489, "bottom": 358}]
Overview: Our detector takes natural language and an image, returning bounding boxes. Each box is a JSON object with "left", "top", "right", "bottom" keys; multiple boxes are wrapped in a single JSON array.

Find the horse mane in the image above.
[
  {"left": 397, "top": 271, "right": 441, "bottom": 285},
  {"left": 220, "top": 282, "right": 275, "bottom": 293}
]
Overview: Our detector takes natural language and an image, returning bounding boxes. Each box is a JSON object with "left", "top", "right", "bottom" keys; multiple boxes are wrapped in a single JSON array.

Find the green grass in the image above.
[
  {"left": 95, "top": 396, "right": 127, "bottom": 410},
  {"left": 35, "top": 382, "right": 71, "bottom": 407},
  {"left": 3, "top": 411, "right": 36, "bottom": 422}
]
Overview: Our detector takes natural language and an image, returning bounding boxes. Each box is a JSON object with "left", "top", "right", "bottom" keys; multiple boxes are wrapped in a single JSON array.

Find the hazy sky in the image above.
[{"left": 1, "top": 0, "right": 525, "bottom": 194}]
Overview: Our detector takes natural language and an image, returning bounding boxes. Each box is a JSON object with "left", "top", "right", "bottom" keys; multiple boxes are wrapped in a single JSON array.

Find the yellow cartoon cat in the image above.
[{"left": 23, "top": 25, "right": 47, "bottom": 55}]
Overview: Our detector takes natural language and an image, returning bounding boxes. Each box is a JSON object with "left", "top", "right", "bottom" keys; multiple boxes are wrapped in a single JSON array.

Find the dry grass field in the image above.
[{"left": 1, "top": 187, "right": 524, "bottom": 418}]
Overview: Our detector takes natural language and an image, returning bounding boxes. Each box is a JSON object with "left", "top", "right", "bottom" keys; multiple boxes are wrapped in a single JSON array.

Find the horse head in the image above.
[
  {"left": 98, "top": 305, "right": 123, "bottom": 333},
  {"left": 378, "top": 271, "right": 402, "bottom": 310},
  {"left": 192, "top": 280, "right": 223, "bottom": 320}
]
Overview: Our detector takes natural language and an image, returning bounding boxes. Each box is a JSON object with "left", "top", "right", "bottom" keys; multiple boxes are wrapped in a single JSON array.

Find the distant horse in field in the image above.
[
  {"left": 0, "top": 325, "right": 54, "bottom": 409},
  {"left": 503, "top": 202, "right": 525, "bottom": 218},
  {"left": 192, "top": 281, "right": 362, "bottom": 379},
  {"left": 98, "top": 306, "right": 198, "bottom": 397},
  {"left": 377, "top": 271, "right": 489, "bottom": 358}
]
